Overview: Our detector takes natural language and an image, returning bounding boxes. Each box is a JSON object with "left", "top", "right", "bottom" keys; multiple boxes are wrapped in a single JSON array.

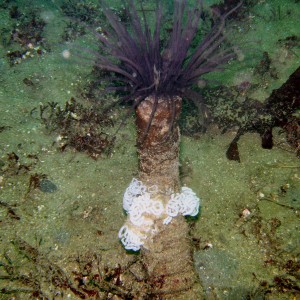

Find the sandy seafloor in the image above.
[{"left": 0, "top": 0, "right": 299, "bottom": 299}]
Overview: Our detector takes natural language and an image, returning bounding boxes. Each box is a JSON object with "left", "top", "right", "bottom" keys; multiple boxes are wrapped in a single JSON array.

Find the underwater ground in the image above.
[{"left": 0, "top": 0, "right": 299, "bottom": 299}]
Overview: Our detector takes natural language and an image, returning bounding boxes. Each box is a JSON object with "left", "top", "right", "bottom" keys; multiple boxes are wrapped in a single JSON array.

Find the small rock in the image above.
[{"left": 39, "top": 179, "right": 57, "bottom": 193}]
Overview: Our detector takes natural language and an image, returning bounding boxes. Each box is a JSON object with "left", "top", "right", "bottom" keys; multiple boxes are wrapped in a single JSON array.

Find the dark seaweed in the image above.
[
  {"left": 236, "top": 205, "right": 300, "bottom": 298},
  {"left": 0, "top": 200, "right": 20, "bottom": 221},
  {"left": 0, "top": 239, "right": 147, "bottom": 299},
  {"left": 39, "top": 98, "right": 115, "bottom": 159},
  {"left": 202, "top": 66, "right": 300, "bottom": 161}
]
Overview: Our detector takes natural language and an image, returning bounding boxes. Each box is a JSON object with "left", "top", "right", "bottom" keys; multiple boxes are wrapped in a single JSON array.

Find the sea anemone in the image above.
[
  {"left": 96, "top": 1, "right": 240, "bottom": 86},
  {"left": 84, "top": 2, "right": 243, "bottom": 295},
  {"left": 85, "top": 0, "right": 241, "bottom": 132}
]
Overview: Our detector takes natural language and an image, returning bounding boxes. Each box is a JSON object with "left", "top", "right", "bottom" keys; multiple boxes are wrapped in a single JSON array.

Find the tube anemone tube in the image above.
[
  {"left": 134, "top": 95, "right": 202, "bottom": 298},
  {"left": 136, "top": 95, "right": 182, "bottom": 192}
]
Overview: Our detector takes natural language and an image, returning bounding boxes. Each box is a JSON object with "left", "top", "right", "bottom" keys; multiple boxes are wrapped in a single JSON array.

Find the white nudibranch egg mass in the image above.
[{"left": 118, "top": 178, "right": 201, "bottom": 251}]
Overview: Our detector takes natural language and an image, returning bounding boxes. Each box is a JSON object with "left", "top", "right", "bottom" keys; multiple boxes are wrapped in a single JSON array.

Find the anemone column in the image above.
[{"left": 135, "top": 95, "right": 200, "bottom": 298}]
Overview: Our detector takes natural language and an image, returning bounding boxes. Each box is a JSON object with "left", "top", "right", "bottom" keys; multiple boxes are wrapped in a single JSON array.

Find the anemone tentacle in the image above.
[{"left": 95, "top": 0, "right": 241, "bottom": 133}]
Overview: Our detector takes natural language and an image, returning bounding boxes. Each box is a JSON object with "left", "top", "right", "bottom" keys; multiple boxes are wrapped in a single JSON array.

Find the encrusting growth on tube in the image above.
[{"left": 118, "top": 178, "right": 200, "bottom": 251}]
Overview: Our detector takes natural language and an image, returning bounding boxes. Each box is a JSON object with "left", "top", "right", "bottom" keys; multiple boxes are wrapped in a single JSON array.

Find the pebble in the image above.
[{"left": 39, "top": 179, "right": 58, "bottom": 193}]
